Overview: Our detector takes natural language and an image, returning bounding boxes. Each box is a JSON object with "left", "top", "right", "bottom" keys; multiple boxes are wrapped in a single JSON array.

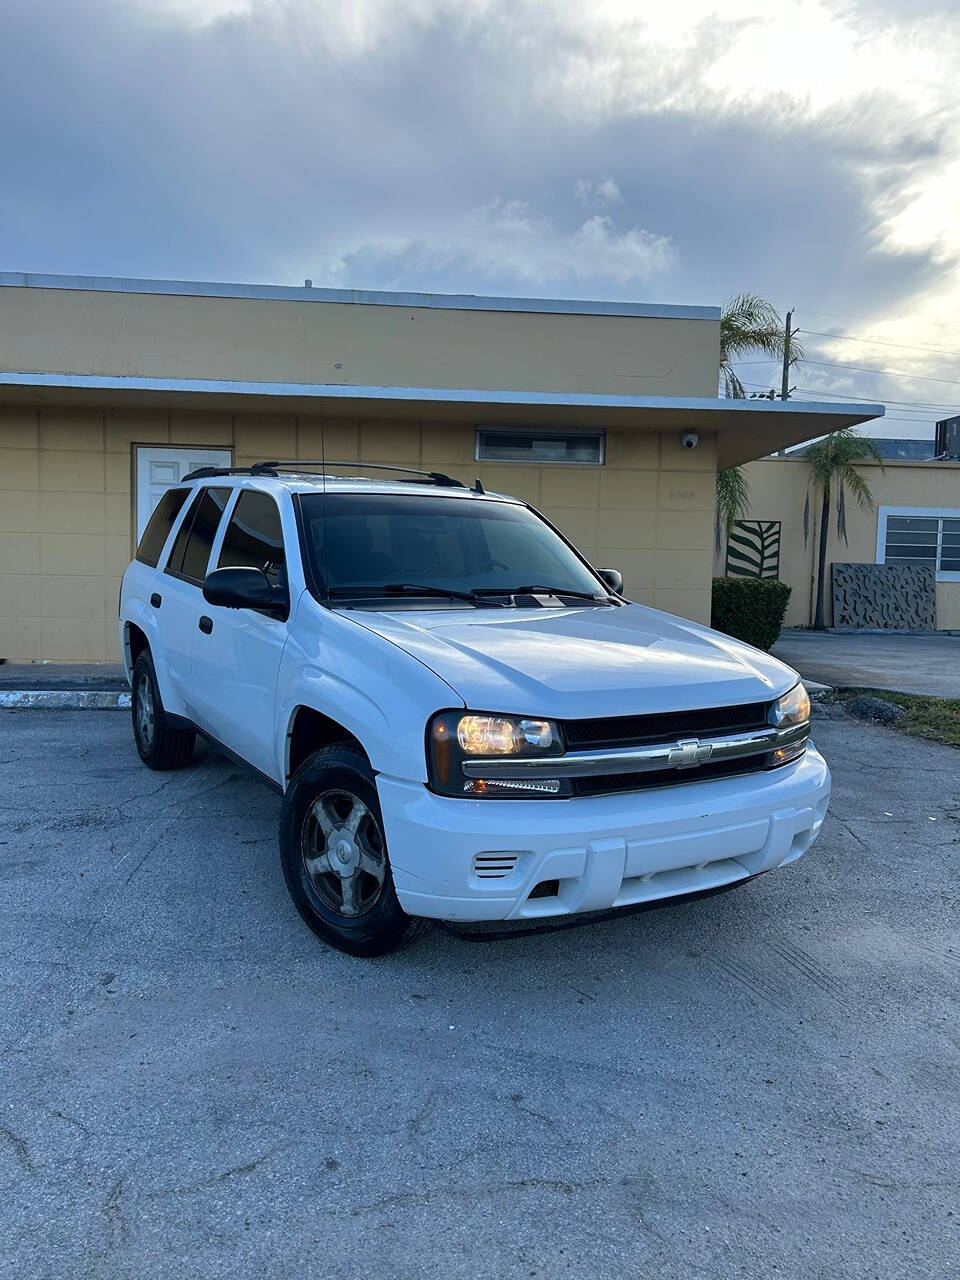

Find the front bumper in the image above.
[{"left": 378, "top": 744, "right": 830, "bottom": 921}]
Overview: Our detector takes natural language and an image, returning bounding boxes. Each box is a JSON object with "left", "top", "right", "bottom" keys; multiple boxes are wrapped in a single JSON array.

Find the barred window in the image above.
[{"left": 880, "top": 508, "right": 960, "bottom": 578}]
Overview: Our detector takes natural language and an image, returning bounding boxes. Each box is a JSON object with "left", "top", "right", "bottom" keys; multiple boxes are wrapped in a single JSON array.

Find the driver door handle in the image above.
[{"left": 198, "top": 615, "right": 213, "bottom": 635}]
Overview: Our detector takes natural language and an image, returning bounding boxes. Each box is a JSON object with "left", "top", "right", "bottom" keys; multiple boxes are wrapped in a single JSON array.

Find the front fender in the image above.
[{"left": 275, "top": 599, "right": 463, "bottom": 785}]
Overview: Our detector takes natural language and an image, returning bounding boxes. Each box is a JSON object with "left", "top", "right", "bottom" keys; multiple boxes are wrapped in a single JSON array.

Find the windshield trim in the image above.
[{"left": 293, "top": 489, "right": 615, "bottom": 609}]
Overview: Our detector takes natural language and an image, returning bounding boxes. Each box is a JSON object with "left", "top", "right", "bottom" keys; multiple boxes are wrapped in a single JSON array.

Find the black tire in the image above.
[
  {"left": 131, "top": 649, "right": 196, "bottom": 770},
  {"left": 279, "top": 745, "right": 431, "bottom": 956}
]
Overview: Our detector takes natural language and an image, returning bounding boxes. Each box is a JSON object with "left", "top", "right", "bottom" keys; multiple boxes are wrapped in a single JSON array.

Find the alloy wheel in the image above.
[
  {"left": 301, "top": 789, "right": 386, "bottom": 918},
  {"left": 135, "top": 671, "right": 155, "bottom": 750}
]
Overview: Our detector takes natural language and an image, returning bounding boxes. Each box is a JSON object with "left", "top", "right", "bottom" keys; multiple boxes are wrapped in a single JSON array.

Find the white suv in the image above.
[{"left": 120, "top": 462, "right": 829, "bottom": 955}]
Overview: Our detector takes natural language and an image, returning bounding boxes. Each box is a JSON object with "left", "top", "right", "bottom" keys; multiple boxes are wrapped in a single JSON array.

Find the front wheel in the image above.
[{"left": 279, "top": 745, "right": 430, "bottom": 956}]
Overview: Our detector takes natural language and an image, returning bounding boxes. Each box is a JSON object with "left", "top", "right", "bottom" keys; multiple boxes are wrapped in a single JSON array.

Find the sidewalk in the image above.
[{"left": 0, "top": 662, "right": 129, "bottom": 708}]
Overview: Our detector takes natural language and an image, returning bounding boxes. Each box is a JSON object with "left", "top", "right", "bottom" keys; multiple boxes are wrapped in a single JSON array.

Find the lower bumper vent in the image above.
[{"left": 472, "top": 853, "right": 520, "bottom": 879}]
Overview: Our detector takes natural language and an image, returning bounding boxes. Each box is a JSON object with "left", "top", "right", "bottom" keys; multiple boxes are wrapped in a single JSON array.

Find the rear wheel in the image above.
[
  {"left": 131, "top": 650, "right": 195, "bottom": 770},
  {"left": 279, "top": 745, "right": 430, "bottom": 956}
]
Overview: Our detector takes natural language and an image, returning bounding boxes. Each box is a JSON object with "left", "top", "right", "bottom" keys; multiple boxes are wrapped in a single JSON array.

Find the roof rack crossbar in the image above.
[{"left": 253, "top": 461, "right": 467, "bottom": 487}]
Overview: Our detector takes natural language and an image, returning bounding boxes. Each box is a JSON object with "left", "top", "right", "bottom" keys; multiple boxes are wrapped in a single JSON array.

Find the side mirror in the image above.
[
  {"left": 203, "top": 566, "right": 288, "bottom": 617},
  {"left": 597, "top": 567, "right": 623, "bottom": 595}
]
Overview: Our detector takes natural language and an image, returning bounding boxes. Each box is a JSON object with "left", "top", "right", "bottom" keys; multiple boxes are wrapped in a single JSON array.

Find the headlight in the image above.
[
  {"left": 767, "top": 682, "right": 811, "bottom": 766},
  {"left": 428, "top": 711, "right": 567, "bottom": 798}
]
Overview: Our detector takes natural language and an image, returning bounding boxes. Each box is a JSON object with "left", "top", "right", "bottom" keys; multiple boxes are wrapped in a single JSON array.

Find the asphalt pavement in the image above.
[
  {"left": 0, "top": 706, "right": 957, "bottom": 1279},
  {"left": 772, "top": 629, "right": 960, "bottom": 698}
]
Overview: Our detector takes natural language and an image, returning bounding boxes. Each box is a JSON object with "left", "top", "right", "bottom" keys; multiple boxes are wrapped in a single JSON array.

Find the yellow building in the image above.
[
  {"left": 0, "top": 272, "right": 881, "bottom": 662},
  {"left": 728, "top": 456, "right": 960, "bottom": 630}
]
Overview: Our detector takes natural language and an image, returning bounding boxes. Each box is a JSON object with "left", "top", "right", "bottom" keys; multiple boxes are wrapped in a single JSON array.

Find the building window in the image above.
[
  {"left": 877, "top": 506, "right": 960, "bottom": 581},
  {"left": 475, "top": 429, "right": 605, "bottom": 465}
]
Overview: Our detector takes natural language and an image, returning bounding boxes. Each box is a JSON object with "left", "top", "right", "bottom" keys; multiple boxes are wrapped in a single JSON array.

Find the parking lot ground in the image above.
[
  {"left": 0, "top": 707, "right": 958, "bottom": 1280},
  {"left": 773, "top": 629, "right": 960, "bottom": 698}
]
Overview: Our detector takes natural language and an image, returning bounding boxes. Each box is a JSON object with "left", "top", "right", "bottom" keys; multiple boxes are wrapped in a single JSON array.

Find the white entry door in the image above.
[{"left": 135, "top": 445, "right": 233, "bottom": 540}]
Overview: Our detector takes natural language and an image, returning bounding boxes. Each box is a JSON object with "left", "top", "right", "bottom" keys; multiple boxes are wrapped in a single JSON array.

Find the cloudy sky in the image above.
[{"left": 2, "top": 0, "right": 960, "bottom": 438}]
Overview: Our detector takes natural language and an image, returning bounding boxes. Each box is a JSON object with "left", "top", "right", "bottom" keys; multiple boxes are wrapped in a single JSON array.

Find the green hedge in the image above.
[{"left": 711, "top": 577, "right": 792, "bottom": 651}]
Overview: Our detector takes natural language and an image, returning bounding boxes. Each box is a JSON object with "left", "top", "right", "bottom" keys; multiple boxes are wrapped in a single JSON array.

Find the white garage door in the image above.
[{"left": 135, "top": 445, "right": 233, "bottom": 540}]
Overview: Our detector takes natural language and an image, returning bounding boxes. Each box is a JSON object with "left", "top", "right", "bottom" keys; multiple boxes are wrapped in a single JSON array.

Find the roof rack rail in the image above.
[
  {"left": 180, "top": 461, "right": 468, "bottom": 487},
  {"left": 252, "top": 461, "right": 467, "bottom": 487},
  {"left": 180, "top": 464, "right": 279, "bottom": 481}
]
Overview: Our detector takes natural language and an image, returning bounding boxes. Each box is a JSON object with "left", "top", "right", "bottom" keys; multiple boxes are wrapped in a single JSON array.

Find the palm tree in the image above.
[
  {"left": 719, "top": 293, "right": 802, "bottom": 399},
  {"left": 803, "top": 429, "right": 884, "bottom": 630},
  {"left": 715, "top": 294, "right": 803, "bottom": 558}
]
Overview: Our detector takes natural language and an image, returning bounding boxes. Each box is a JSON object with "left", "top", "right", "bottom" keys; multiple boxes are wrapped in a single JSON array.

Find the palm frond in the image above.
[
  {"left": 839, "top": 465, "right": 876, "bottom": 510},
  {"left": 715, "top": 466, "right": 751, "bottom": 556},
  {"left": 721, "top": 366, "right": 747, "bottom": 399}
]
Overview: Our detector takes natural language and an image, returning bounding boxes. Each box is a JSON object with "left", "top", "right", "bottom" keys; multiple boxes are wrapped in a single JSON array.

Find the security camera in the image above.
[{"left": 681, "top": 431, "right": 699, "bottom": 450}]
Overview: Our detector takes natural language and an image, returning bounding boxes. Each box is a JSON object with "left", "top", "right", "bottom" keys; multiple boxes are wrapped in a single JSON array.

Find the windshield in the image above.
[{"left": 299, "top": 492, "right": 610, "bottom": 603}]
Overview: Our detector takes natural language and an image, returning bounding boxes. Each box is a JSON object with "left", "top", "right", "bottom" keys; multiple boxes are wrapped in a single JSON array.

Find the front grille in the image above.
[
  {"left": 561, "top": 701, "right": 770, "bottom": 751},
  {"left": 572, "top": 754, "right": 774, "bottom": 797}
]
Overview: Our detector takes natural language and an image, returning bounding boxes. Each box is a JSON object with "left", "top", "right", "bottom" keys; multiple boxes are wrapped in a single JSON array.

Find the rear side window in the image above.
[
  {"left": 166, "top": 487, "right": 231, "bottom": 584},
  {"left": 218, "top": 490, "right": 287, "bottom": 587},
  {"left": 136, "top": 489, "right": 190, "bottom": 568}
]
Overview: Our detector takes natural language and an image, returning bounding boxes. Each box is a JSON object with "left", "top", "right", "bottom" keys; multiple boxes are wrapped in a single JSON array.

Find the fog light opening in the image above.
[{"left": 528, "top": 879, "right": 560, "bottom": 900}]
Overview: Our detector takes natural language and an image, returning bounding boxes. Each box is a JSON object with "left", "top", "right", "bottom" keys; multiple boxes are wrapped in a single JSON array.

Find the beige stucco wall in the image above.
[
  {"left": 0, "top": 286, "right": 720, "bottom": 398},
  {"left": 724, "top": 457, "right": 960, "bottom": 629},
  {"left": 0, "top": 405, "right": 718, "bottom": 661}
]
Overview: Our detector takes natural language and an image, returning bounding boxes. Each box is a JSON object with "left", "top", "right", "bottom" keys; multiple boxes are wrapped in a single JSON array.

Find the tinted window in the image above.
[
  {"left": 218, "top": 490, "right": 287, "bottom": 587},
  {"left": 476, "top": 429, "right": 604, "bottom": 464},
  {"left": 136, "top": 489, "right": 190, "bottom": 568},
  {"left": 299, "top": 493, "right": 605, "bottom": 599},
  {"left": 166, "top": 487, "right": 231, "bottom": 583}
]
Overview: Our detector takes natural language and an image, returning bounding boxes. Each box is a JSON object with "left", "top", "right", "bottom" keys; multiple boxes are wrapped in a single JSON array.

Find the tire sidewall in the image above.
[
  {"left": 131, "top": 650, "right": 160, "bottom": 762},
  {"left": 280, "top": 748, "right": 411, "bottom": 956}
]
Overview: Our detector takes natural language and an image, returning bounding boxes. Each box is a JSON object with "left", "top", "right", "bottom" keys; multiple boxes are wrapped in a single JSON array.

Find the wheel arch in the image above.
[
  {"left": 285, "top": 704, "right": 368, "bottom": 787},
  {"left": 125, "top": 620, "right": 150, "bottom": 671}
]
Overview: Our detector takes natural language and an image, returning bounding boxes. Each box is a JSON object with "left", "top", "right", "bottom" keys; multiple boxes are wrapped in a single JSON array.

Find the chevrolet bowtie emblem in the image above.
[{"left": 667, "top": 738, "right": 714, "bottom": 768}]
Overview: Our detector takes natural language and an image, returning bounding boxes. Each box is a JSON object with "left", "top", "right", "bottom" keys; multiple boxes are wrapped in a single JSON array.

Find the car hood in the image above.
[{"left": 344, "top": 602, "right": 799, "bottom": 718}]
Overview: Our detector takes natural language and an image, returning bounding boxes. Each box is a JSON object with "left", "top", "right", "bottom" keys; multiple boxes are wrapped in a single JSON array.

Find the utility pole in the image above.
[{"left": 780, "top": 308, "right": 794, "bottom": 400}]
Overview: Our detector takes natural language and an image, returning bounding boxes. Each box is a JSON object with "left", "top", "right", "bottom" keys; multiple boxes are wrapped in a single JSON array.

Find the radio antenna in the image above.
[{"left": 320, "top": 403, "right": 329, "bottom": 603}]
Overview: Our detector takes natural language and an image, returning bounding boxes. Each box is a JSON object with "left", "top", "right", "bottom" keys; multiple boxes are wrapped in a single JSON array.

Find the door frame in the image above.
[{"left": 130, "top": 441, "right": 234, "bottom": 551}]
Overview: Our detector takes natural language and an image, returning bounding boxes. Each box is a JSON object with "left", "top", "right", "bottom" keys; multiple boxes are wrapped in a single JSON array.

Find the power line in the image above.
[
  {"left": 804, "top": 359, "right": 960, "bottom": 387},
  {"left": 795, "top": 305, "right": 885, "bottom": 323},
  {"left": 745, "top": 380, "right": 955, "bottom": 419},
  {"left": 802, "top": 330, "right": 960, "bottom": 360},
  {"left": 792, "top": 385, "right": 960, "bottom": 411}
]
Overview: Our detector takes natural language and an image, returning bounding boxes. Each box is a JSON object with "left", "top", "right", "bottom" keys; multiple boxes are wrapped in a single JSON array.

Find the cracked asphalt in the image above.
[{"left": 0, "top": 705, "right": 957, "bottom": 1279}]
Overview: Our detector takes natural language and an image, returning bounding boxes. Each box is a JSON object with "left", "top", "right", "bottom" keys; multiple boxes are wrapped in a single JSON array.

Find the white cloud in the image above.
[
  {"left": 127, "top": 0, "right": 254, "bottom": 25},
  {"left": 575, "top": 177, "right": 622, "bottom": 207},
  {"left": 321, "top": 200, "right": 676, "bottom": 295}
]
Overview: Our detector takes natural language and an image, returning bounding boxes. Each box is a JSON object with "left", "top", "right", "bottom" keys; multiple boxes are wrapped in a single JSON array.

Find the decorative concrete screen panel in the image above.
[
  {"left": 831, "top": 562, "right": 936, "bottom": 631},
  {"left": 726, "top": 520, "right": 781, "bottom": 579}
]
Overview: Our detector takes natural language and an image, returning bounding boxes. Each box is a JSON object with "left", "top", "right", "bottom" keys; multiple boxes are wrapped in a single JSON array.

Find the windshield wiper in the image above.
[
  {"left": 472, "top": 584, "right": 614, "bottom": 604},
  {"left": 328, "top": 584, "right": 503, "bottom": 606}
]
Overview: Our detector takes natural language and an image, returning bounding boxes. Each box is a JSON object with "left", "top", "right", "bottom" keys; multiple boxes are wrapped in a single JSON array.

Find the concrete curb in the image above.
[
  {"left": 802, "top": 679, "right": 834, "bottom": 701},
  {"left": 0, "top": 690, "right": 131, "bottom": 710}
]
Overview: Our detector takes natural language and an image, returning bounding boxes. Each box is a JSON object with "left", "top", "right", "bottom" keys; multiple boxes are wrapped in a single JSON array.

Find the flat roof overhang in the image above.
[{"left": 0, "top": 372, "right": 884, "bottom": 468}]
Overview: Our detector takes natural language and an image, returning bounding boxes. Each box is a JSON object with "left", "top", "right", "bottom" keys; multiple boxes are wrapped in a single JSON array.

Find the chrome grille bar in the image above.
[{"left": 460, "top": 723, "right": 809, "bottom": 780}]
